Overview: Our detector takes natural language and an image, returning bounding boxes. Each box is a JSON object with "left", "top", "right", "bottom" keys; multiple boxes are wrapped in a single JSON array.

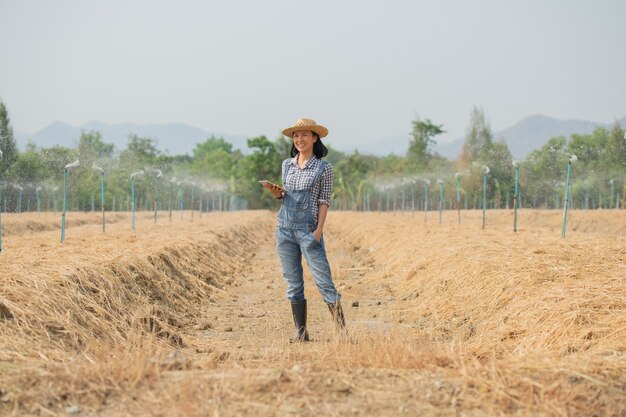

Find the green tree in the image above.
[
  {"left": 0, "top": 100, "right": 19, "bottom": 176},
  {"left": 192, "top": 136, "right": 235, "bottom": 179},
  {"left": 407, "top": 117, "right": 444, "bottom": 172},
  {"left": 461, "top": 107, "right": 493, "bottom": 164}
]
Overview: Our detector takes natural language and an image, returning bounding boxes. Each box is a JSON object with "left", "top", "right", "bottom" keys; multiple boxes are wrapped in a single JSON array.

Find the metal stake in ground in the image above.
[
  {"left": 61, "top": 160, "right": 80, "bottom": 243},
  {"left": 131, "top": 170, "right": 144, "bottom": 230},
  {"left": 423, "top": 179, "right": 430, "bottom": 222},
  {"left": 454, "top": 170, "right": 469, "bottom": 225},
  {"left": 513, "top": 161, "right": 520, "bottom": 233},
  {"left": 561, "top": 155, "right": 577, "bottom": 239},
  {"left": 0, "top": 149, "right": 3, "bottom": 254},
  {"left": 481, "top": 165, "right": 490, "bottom": 229},
  {"left": 153, "top": 169, "right": 162, "bottom": 224},
  {"left": 437, "top": 178, "right": 444, "bottom": 224},
  {"left": 92, "top": 163, "right": 105, "bottom": 233}
]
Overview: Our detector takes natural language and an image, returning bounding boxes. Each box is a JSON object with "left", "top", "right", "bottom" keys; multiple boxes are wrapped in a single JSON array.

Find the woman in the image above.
[{"left": 262, "top": 118, "right": 345, "bottom": 342}]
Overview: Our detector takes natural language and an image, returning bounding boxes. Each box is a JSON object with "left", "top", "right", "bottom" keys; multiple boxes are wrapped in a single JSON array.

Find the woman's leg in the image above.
[
  {"left": 297, "top": 230, "right": 341, "bottom": 304},
  {"left": 276, "top": 227, "right": 309, "bottom": 341},
  {"left": 276, "top": 228, "right": 305, "bottom": 300}
]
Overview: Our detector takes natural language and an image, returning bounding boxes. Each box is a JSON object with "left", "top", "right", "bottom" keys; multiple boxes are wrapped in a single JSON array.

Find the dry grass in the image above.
[{"left": 0, "top": 209, "right": 624, "bottom": 416}]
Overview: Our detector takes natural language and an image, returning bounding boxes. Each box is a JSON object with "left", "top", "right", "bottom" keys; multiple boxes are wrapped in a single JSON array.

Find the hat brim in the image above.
[{"left": 282, "top": 125, "right": 328, "bottom": 139}]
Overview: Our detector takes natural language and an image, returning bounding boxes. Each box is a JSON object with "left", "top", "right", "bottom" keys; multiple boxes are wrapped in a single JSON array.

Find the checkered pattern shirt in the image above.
[{"left": 281, "top": 156, "right": 333, "bottom": 226}]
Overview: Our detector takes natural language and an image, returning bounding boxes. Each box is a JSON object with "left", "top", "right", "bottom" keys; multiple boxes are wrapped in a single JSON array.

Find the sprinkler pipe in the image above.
[
  {"left": 61, "top": 160, "right": 80, "bottom": 242},
  {"left": 513, "top": 161, "right": 520, "bottom": 233},
  {"left": 179, "top": 181, "right": 184, "bottom": 221},
  {"left": 36, "top": 186, "right": 42, "bottom": 212},
  {"left": 131, "top": 170, "right": 144, "bottom": 230},
  {"left": 437, "top": 179, "right": 444, "bottom": 224},
  {"left": 0, "top": 149, "right": 3, "bottom": 254},
  {"left": 481, "top": 165, "right": 490, "bottom": 229},
  {"left": 454, "top": 170, "right": 469, "bottom": 225},
  {"left": 561, "top": 155, "right": 577, "bottom": 238},
  {"left": 423, "top": 179, "right": 430, "bottom": 221},
  {"left": 52, "top": 186, "right": 58, "bottom": 213},
  {"left": 190, "top": 182, "right": 196, "bottom": 221},
  {"left": 92, "top": 163, "right": 105, "bottom": 233},
  {"left": 409, "top": 181, "right": 415, "bottom": 214},
  {"left": 153, "top": 169, "right": 162, "bottom": 224},
  {"left": 169, "top": 177, "right": 175, "bottom": 222},
  {"left": 14, "top": 184, "right": 23, "bottom": 213}
]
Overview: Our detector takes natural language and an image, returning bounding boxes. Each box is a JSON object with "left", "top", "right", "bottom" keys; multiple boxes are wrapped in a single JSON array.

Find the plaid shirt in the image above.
[{"left": 281, "top": 156, "right": 333, "bottom": 225}]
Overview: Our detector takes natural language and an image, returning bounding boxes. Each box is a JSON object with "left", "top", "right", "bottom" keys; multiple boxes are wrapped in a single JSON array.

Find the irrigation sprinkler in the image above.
[
  {"left": 178, "top": 181, "right": 184, "bottom": 221},
  {"left": 92, "top": 163, "right": 105, "bottom": 233},
  {"left": 190, "top": 182, "right": 196, "bottom": 221},
  {"left": 513, "top": 161, "right": 520, "bottom": 233},
  {"left": 52, "top": 186, "right": 59, "bottom": 213},
  {"left": 131, "top": 170, "right": 144, "bottom": 230},
  {"left": 0, "top": 149, "right": 3, "bottom": 254},
  {"left": 153, "top": 169, "right": 162, "bottom": 224},
  {"left": 561, "top": 155, "right": 577, "bottom": 239},
  {"left": 13, "top": 184, "right": 23, "bottom": 213},
  {"left": 454, "top": 170, "right": 469, "bottom": 225},
  {"left": 423, "top": 179, "right": 430, "bottom": 221},
  {"left": 481, "top": 165, "right": 490, "bottom": 229},
  {"left": 169, "top": 177, "right": 176, "bottom": 222},
  {"left": 409, "top": 182, "right": 415, "bottom": 215},
  {"left": 199, "top": 184, "right": 207, "bottom": 218},
  {"left": 35, "top": 186, "right": 42, "bottom": 212},
  {"left": 437, "top": 179, "right": 444, "bottom": 224},
  {"left": 61, "top": 159, "right": 80, "bottom": 243}
]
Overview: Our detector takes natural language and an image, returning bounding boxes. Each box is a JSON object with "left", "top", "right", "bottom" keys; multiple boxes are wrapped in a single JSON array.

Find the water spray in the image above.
[
  {"left": 423, "top": 179, "right": 430, "bottom": 221},
  {"left": 411, "top": 179, "right": 416, "bottom": 219},
  {"left": 513, "top": 161, "right": 520, "bottom": 233},
  {"left": 190, "top": 181, "right": 196, "bottom": 221},
  {"left": 36, "top": 186, "right": 42, "bottom": 213},
  {"left": 178, "top": 181, "right": 184, "bottom": 222},
  {"left": 131, "top": 170, "right": 144, "bottom": 230},
  {"left": 0, "top": 149, "right": 3, "bottom": 254},
  {"left": 13, "top": 184, "right": 23, "bottom": 213},
  {"left": 481, "top": 165, "right": 490, "bottom": 229},
  {"left": 92, "top": 162, "right": 105, "bottom": 233},
  {"left": 153, "top": 169, "right": 162, "bottom": 224},
  {"left": 169, "top": 177, "right": 176, "bottom": 222},
  {"left": 61, "top": 160, "right": 80, "bottom": 243},
  {"left": 561, "top": 155, "right": 577, "bottom": 238},
  {"left": 437, "top": 179, "right": 444, "bottom": 224},
  {"left": 608, "top": 179, "right": 615, "bottom": 209},
  {"left": 454, "top": 170, "right": 469, "bottom": 225}
]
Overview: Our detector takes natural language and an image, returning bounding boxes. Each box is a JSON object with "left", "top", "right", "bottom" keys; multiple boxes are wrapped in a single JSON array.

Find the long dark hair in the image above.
[{"left": 290, "top": 133, "right": 329, "bottom": 158}]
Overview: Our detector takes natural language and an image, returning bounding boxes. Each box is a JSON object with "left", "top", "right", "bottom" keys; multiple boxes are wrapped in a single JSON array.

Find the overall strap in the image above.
[
  {"left": 309, "top": 160, "right": 328, "bottom": 189},
  {"left": 281, "top": 159, "right": 290, "bottom": 188}
]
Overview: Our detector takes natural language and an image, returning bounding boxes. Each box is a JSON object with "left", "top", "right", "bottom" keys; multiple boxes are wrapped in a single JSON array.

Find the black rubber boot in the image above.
[
  {"left": 290, "top": 300, "right": 310, "bottom": 343},
  {"left": 327, "top": 301, "right": 346, "bottom": 330}
]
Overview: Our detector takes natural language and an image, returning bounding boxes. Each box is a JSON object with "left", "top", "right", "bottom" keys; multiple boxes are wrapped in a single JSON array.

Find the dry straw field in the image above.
[{"left": 0, "top": 208, "right": 624, "bottom": 416}]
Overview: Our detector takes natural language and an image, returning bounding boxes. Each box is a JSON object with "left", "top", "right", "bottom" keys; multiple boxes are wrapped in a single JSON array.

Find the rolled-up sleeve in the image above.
[{"left": 317, "top": 164, "right": 333, "bottom": 206}]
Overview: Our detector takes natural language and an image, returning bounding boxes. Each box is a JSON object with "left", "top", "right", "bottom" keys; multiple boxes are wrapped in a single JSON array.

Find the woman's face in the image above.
[{"left": 292, "top": 130, "right": 317, "bottom": 155}]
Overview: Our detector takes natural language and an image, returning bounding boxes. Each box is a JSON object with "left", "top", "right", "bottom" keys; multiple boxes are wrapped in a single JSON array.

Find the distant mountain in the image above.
[
  {"left": 15, "top": 115, "right": 625, "bottom": 159},
  {"left": 359, "top": 115, "right": 625, "bottom": 159},
  {"left": 17, "top": 121, "right": 250, "bottom": 155},
  {"left": 434, "top": 115, "right": 626, "bottom": 160}
]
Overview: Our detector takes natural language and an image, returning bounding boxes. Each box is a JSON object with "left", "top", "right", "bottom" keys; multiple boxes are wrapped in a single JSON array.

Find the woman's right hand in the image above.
[{"left": 261, "top": 181, "right": 284, "bottom": 199}]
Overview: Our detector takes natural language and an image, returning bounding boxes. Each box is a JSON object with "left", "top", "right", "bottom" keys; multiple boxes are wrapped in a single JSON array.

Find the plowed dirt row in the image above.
[{"left": 0, "top": 210, "right": 624, "bottom": 416}]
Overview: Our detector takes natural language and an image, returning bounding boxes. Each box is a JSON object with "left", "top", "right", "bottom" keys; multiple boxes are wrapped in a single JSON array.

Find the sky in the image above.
[{"left": 1, "top": 0, "right": 625, "bottom": 148}]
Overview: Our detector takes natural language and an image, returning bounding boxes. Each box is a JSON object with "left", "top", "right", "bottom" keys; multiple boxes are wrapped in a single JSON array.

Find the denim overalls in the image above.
[{"left": 276, "top": 160, "right": 341, "bottom": 304}]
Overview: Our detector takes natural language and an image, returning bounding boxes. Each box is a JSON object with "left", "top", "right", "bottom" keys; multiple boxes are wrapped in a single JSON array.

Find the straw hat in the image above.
[{"left": 282, "top": 118, "right": 329, "bottom": 139}]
